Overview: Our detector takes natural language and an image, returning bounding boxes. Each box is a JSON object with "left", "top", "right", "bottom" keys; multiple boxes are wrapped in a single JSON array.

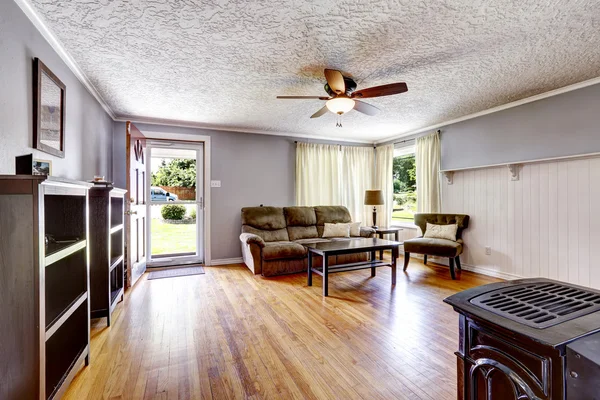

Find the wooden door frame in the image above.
[
  {"left": 125, "top": 122, "right": 148, "bottom": 288},
  {"left": 128, "top": 129, "right": 212, "bottom": 266}
]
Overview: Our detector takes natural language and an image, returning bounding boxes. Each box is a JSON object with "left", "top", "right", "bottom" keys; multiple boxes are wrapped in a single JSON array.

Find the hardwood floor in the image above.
[{"left": 64, "top": 257, "right": 500, "bottom": 400}]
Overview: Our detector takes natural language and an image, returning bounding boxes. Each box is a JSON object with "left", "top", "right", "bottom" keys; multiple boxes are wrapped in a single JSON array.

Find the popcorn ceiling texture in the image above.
[{"left": 29, "top": 0, "right": 600, "bottom": 141}]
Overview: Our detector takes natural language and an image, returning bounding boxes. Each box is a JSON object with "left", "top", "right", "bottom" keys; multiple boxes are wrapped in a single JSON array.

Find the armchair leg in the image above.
[
  {"left": 449, "top": 258, "right": 456, "bottom": 280},
  {"left": 455, "top": 256, "right": 462, "bottom": 270},
  {"left": 423, "top": 254, "right": 427, "bottom": 265},
  {"left": 403, "top": 252, "right": 410, "bottom": 271}
]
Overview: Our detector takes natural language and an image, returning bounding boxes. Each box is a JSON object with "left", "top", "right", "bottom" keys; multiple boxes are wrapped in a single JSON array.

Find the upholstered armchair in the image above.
[{"left": 403, "top": 213, "right": 470, "bottom": 279}]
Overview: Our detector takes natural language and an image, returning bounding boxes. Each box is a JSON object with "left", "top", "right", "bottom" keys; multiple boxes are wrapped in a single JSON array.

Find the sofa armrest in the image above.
[
  {"left": 240, "top": 233, "right": 266, "bottom": 248},
  {"left": 359, "top": 226, "right": 375, "bottom": 238}
]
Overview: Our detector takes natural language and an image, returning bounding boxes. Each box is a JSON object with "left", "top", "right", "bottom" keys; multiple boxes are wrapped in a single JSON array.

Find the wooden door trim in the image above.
[{"left": 125, "top": 122, "right": 147, "bottom": 288}]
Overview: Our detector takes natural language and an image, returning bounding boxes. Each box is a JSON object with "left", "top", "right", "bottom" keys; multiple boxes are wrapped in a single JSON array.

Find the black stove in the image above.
[{"left": 445, "top": 278, "right": 600, "bottom": 400}]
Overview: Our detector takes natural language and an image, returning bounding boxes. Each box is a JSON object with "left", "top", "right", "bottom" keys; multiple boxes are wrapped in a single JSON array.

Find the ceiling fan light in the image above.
[{"left": 326, "top": 97, "right": 355, "bottom": 114}]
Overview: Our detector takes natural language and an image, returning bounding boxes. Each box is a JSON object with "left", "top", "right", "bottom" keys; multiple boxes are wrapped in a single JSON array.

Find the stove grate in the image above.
[{"left": 469, "top": 282, "right": 600, "bottom": 329}]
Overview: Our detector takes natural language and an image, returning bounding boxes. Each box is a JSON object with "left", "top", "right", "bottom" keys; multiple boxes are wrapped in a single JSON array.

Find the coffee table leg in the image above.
[
  {"left": 371, "top": 250, "right": 376, "bottom": 277},
  {"left": 323, "top": 255, "right": 329, "bottom": 296},
  {"left": 391, "top": 246, "right": 398, "bottom": 285},
  {"left": 307, "top": 251, "right": 312, "bottom": 286},
  {"left": 378, "top": 233, "right": 384, "bottom": 260}
]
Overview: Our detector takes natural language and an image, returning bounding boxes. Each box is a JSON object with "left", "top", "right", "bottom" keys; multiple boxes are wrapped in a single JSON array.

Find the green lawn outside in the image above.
[
  {"left": 151, "top": 219, "right": 196, "bottom": 256},
  {"left": 392, "top": 209, "right": 414, "bottom": 223}
]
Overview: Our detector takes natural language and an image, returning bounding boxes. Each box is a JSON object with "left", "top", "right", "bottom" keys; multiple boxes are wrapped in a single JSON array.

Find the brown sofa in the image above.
[
  {"left": 403, "top": 213, "right": 470, "bottom": 279},
  {"left": 240, "top": 206, "right": 375, "bottom": 276}
]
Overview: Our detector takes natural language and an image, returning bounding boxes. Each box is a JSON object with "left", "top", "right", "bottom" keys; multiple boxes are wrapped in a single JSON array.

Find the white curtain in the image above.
[
  {"left": 341, "top": 146, "right": 374, "bottom": 224},
  {"left": 296, "top": 142, "right": 341, "bottom": 206},
  {"left": 416, "top": 132, "right": 441, "bottom": 213},
  {"left": 375, "top": 144, "right": 394, "bottom": 227}
]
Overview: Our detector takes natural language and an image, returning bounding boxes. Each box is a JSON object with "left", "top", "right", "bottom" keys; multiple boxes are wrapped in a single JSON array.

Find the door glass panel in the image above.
[
  {"left": 150, "top": 148, "right": 196, "bottom": 204},
  {"left": 150, "top": 204, "right": 197, "bottom": 257},
  {"left": 149, "top": 146, "right": 199, "bottom": 259}
]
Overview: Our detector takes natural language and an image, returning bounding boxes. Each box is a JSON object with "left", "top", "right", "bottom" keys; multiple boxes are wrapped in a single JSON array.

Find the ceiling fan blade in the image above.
[
  {"left": 310, "top": 105, "right": 329, "bottom": 119},
  {"left": 353, "top": 100, "right": 380, "bottom": 116},
  {"left": 352, "top": 82, "right": 408, "bottom": 99},
  {"left": 277, "top": 96, "right": 330, "bottom": 100},
  {"left": 324, "top": 69, "right": 346, "bottom": 94}
]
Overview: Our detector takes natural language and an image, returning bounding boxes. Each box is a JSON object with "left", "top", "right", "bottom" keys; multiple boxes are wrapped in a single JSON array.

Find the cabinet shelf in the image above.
[
  {"left": 110, "top": 255, "right": 124, "bottom": 272},
  {"left": 46, "top": 292, "right": 88, "bottom": 341},
  {"left": 110, "top": 224, "right": 123, "bottom": 234},
  {"left": 45, "top": 240, "right": 87, "bottom": 267}
]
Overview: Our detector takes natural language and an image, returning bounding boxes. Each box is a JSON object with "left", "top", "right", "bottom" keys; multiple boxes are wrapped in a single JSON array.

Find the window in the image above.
[{"left": 392, "top": 146, "right": 416, "bottom": 223}]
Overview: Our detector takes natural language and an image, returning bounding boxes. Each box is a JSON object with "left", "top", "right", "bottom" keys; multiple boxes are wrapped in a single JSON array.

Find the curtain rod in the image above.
[
  {"left": 294, "top": 130, "right": 440, "bottom": 146},
  {"left": 393, "top": 129, "right": 441, "bottom": 146}
]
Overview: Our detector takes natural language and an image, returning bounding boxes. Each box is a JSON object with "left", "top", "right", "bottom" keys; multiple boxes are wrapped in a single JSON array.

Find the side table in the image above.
[{"left": 374, "top": 227, "right": 403, "bottom": 260}]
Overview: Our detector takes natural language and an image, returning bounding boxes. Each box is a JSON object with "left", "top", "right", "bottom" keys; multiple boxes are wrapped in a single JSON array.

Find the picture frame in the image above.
[
  {"left": 33, "top": 58, "right": 66, "bottom": 158},
  {"left": 15, "top": 154, "right": 52, "bottom": 176}
]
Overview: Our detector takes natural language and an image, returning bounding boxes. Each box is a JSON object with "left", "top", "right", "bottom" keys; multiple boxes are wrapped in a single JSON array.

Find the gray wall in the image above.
[
  {"left": 0, "top": 0, "right": 113, "bottom": 180},
  {"left": 114, "top": 122, "right": 296, "bottom": 261},
  {"left": 441, "top": 83, "right": 600, "bottom": 170},
  {"left": 113, "top": 122, "right": 371, "bottom": 260}
]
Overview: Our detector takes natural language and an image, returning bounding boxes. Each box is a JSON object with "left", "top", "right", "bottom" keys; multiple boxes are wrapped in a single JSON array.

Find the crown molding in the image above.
[
  {"left": 375, "top": 75, "right": 600, "bottom": 144},
  {"left": 114, "top": 115, "right": 373, "bottom": 144},
  {"left": 14, "top": 0, "right": 116, "bottom": 119}
]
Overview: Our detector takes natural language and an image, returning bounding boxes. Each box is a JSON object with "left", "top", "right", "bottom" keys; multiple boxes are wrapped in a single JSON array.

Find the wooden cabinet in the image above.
[
  {"left": 0, "top": 175, "right": 91, "bottom": 400},
  {"left": 89, "top": 184, "right": 126, "bottom": 326}
]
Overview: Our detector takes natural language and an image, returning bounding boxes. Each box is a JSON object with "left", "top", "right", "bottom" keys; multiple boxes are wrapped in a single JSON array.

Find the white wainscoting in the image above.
[{"left": 442, "top": 156, "right": 600, "bottom": 289}]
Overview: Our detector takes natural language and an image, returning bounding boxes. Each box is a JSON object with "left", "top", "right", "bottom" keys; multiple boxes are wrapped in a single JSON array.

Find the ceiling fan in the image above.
[{"left": 277, "top": 69, "right": 408, "bottom": 124}]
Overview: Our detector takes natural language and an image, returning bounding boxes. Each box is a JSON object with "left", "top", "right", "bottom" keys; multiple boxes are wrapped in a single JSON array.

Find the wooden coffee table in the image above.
[{"left": 304, "top": 238, "right": 400, "bottom": 296}]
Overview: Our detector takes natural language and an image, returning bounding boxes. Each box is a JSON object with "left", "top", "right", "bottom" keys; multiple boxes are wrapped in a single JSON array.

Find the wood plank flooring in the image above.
[{"left": 64, "top": 257, "right": 500, "bottom": 400}]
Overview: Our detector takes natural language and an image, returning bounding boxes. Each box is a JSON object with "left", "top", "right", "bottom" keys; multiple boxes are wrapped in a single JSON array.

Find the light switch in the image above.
[{"left": 210, "top": 180, "right": 221, "bottom": 188}]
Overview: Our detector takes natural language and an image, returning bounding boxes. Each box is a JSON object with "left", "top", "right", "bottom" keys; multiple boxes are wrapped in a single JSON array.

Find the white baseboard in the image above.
[
  {"left": 210, "top": 257, "right": 244, "bottom": 266},
  {"left": 412, "top": 254, "right": 522, "bottom": 281},
  {"left": 460, "top": 263, "right": 522, "bottom": 281}
]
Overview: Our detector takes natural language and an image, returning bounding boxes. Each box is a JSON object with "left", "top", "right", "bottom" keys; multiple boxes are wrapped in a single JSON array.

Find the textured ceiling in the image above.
[{"left": 28, "top": 0, "right": 600, "bottom": 142}]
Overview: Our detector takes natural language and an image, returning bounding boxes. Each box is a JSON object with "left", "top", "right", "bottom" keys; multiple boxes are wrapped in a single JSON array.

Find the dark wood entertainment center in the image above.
[
  {"left": 0, "top": 176, "right": 92, "bottom": 400},
  {"left": 89, "top": 183, "right": 126, "bottom": 326}
]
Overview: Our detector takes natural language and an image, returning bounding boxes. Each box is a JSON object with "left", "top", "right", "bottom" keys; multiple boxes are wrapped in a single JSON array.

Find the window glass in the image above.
[{"left": 392, "top": 152, "right": 416, "bottom": 223}]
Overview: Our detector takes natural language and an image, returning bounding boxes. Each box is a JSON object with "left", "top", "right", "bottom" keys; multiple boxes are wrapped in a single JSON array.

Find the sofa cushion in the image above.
[
  {"left": 315, "top": 206, "right": 352, "bottom": 237},
  {"left": 243, "top": 226, "right": 289, "bottom": 243},
  {"left": 284, "top": 207, "right": 318, "bottom": 241},
  {"left": 293, "top": 238, "right": 330, "bottom": 245},
  {"left": 284, "top": 207, "right": 317, "bottom": 226},
  {"left": 323, "top": 223, "right": 350, "bottom": 238},
  {"left": 287, "top": 226, "right": 318, "bottom": 241},
  {"left": 262, "top": 241, "right": 307, "bottom": 260},
  {"left": 241, "top": 207, "right": 289, "bottom": 242},
  {"left": 403, "top": 237, "right": 463, "bottom": 258}
]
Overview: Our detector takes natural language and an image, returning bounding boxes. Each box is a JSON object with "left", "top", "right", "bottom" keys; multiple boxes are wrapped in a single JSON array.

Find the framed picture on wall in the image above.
[{"left": 33, "top": 57, "right": 66, "bottom": 158}]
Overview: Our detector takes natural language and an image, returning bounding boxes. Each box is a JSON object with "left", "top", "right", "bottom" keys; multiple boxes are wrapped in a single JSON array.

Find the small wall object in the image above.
[
  {"left": 33, "top": 58, "right": 66, "bottom": 158},
  {"left": 507, "top": 164, "right": 521, "bottom": 181},
  {"left": 443, "top": 171, "right": 454, "bottom": 185},
  {"left": 15, "top": 154, "right": 52, "bottom": 176}
]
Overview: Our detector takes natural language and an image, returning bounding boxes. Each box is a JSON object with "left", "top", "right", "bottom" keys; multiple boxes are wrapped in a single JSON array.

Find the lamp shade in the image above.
[{"left": 364, "top": 190, "right": 384, "bottom": 205}]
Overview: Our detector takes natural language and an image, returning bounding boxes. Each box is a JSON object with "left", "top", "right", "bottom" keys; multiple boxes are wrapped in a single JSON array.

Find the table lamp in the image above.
[{"left": 364, "top": 190, "right": 384, "bottom": 228}]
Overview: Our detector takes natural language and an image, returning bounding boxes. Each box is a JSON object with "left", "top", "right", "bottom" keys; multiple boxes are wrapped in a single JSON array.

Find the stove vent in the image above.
[{"left": 470, "top": 282, "right": 600, "bottom": 329}]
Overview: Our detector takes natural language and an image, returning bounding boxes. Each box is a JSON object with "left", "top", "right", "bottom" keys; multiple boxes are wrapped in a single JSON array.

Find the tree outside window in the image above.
[{"left": 392, "top": 153, "right": 416, "bottom": 223}]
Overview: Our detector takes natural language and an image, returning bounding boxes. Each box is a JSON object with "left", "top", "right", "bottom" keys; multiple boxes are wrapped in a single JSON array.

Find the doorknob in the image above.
[{"left": 125, "top": 210, "right": 138, "bottom": 215}]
